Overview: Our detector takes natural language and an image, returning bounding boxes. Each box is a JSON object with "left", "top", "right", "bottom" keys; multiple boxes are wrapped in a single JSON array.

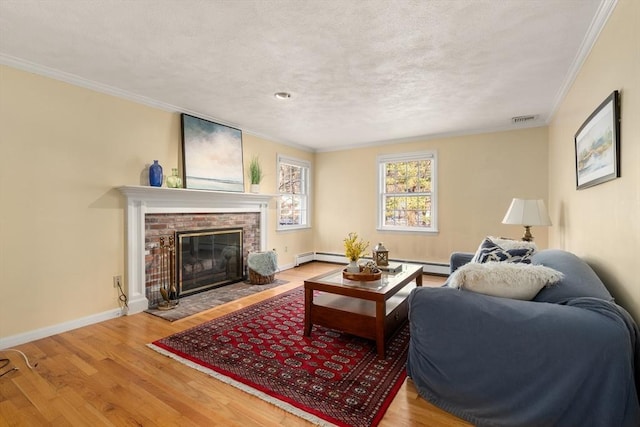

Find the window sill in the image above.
[
  {"left": 376, "top": 227, "right": 439, "bottom": 235},
  {"left": 277, "top": 225, "right": 312, "bottom": 232}
]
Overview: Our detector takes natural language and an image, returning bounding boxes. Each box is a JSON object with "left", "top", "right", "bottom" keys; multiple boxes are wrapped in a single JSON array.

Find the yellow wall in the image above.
[
  {"left": 548, "top": 0, "right": 639, "bottom": 321},
  {"left": 0, "top": 65, "right": 313, "bottom": 338},
  {"left": 242, "top": 134, "right": 315, "bottom": 260},
  {"left": 3, "top": 0, "right": 636, "bottom": 340},
  {"left": 0, "top": 64, "right": 549, "bottom": 340},
  {"left": 314, "top": 128, "right": 549, "bottom": 264}
]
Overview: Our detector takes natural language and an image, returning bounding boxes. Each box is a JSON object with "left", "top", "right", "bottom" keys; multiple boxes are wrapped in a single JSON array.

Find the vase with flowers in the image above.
[{"left": 343, "top": 232, "right": 369, "bottom": 273}]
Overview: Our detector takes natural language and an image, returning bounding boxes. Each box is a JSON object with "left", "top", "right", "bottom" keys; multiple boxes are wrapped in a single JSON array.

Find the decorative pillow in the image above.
[
  {"left": 472, "top": 237, "right": 536, "bottom": 264},
  {"left": 471, "top": 237, "right": 538, "bottom": 262},
  {"left": 447, "top": 262, "right": 564, "bottom": 300}
]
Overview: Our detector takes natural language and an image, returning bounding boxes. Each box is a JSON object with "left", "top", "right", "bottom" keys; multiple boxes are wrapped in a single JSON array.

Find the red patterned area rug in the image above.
[{"left": 149, "top": 286, "right": 409, "bottom": 427}]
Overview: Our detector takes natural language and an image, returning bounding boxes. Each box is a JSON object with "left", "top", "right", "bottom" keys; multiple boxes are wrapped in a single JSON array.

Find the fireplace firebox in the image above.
[{"left": 176, "top": 228, "right": 244, "bottom": 296}]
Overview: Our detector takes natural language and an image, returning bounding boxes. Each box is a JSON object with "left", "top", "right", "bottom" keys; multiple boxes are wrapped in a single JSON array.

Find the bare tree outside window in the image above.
[
  {"left": 278, "top": 156, "right": 310, "bottom": 229},
  {"left": 378, "top": 152, "right": 437, "bottom": 232}
]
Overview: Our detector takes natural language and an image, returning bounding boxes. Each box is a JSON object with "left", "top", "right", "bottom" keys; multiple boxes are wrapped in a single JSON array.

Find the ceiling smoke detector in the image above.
[
  {"left": 274, "top": 92, "right": 292, "bottom": 100},
  {"left": 511, "top": 115, "right": 538, "bottom": 124}
]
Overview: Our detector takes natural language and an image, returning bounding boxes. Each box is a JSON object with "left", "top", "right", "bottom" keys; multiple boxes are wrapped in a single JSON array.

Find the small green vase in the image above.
[{"left": 166, "top": 168, "right": 182, "bottom": 188}]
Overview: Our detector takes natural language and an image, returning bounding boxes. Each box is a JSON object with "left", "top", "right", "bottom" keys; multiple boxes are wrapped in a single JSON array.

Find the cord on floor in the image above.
[
  {"left": 0, "top": 348, "right": 38, "bottom": 378},
  {"left": 116, "top": 279, "right": 129, "bottom": 315}
]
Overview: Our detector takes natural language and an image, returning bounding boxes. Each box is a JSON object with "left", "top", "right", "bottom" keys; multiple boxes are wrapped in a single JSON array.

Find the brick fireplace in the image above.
[
  {"left": 146, "top": 214, "right": 256, "bottom": 307},
  {"left": 118, "top": 186, "right": 272, "bottom": 314}
]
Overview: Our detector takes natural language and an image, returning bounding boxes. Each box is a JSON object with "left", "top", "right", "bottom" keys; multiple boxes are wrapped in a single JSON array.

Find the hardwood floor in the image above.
[{"left": 0, "top": 262, "right": 471, "bottom": 426}]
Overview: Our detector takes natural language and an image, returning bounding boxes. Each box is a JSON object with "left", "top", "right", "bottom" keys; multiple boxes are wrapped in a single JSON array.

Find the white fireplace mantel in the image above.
[{"left": 118, "top": 185, "right": 273, "bottom": 314}]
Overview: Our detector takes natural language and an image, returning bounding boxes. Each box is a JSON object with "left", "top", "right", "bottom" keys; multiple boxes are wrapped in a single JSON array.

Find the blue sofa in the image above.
[{"left": 407, "top": 249, "right": 640, "bottom": 427}]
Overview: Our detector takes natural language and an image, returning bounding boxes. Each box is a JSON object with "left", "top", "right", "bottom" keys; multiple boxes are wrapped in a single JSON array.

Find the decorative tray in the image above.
[{"left": 342, "top": 268, "right": 382, "bottom": 282}]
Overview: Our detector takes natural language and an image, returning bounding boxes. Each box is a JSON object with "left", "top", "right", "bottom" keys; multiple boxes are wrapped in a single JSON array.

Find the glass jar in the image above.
[{"left": 166, "top": 168, "right": 182, "bottom": 188}]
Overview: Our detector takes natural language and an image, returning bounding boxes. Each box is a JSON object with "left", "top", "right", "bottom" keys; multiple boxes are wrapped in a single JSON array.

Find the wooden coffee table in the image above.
[{"left": 303, "top": 263, "right": 423, "bottom": 358}]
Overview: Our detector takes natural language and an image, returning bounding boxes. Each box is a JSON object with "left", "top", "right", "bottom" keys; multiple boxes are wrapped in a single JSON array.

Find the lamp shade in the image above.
[{"left": 502, "top": 199, "right": 552, "bottom": 226}]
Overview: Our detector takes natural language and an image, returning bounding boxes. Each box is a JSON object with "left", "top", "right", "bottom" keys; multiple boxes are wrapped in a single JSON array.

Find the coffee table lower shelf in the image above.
[{"left": 304, "top": 281, "right": 416, "bottom": 358}]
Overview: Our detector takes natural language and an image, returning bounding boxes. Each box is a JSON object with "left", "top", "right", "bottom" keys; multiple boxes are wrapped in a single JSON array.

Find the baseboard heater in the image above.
[
  {"left": 295, "top": 252, "right": 315, "bottom": 266},
  {"left": 313, "top": 252, "right": 450, "bottom": 276}
]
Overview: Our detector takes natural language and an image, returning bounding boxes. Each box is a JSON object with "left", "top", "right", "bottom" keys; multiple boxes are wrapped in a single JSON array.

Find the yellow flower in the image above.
[{"left": 343, "top": 232, "right": 370, "bottom": 261}]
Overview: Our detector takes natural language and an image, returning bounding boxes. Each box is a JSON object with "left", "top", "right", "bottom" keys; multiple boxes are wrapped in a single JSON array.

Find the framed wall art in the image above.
[
  {"left": 181, "top": 114, "right": 244, "bottom": 192},
  {"left": 574, "top": 90, "right": 620, "bottom": 190}
]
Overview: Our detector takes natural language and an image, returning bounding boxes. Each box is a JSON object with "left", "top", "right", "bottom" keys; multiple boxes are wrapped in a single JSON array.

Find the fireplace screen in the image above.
[{"left": 176, "top": 228, "right": 243, "bottom": 296}]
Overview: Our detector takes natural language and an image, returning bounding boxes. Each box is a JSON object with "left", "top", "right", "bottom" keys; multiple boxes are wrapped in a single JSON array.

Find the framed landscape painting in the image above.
[
  {"left": 574, "top": 90, "right": 620, "bottom": 190},
  {"left": 181, "top": 114, "right": 244, "bottom": 192}
]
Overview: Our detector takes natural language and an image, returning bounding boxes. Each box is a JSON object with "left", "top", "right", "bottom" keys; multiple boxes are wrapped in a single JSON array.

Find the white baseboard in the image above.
[
  {"left": 0, "top": 308, "right": 124, "bottom": 350},
  {"left": 127, "top": 296, "right": 150, "bottom": 315},
  {"left": 294, "top": 252, "right": 315, "bottom": 266}
]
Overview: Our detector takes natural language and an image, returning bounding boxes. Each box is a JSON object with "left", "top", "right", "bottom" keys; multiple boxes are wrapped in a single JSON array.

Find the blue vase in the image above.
[{"left": 149, "top": 160, "right": 163, "bottom": 187}]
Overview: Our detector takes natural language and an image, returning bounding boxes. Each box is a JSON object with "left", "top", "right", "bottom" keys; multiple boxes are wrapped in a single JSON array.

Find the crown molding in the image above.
[
  {"left": 0, "top": 53, "right": 185, "bottom": 112},
  {"left": 0, "top": 53, "right": 312, "bottom": 152},
  {"left": 547, "top": 0, "right": 618, "bottom": 123},
  {"left": 315, "top": 121, "right": 547, "bottom": 153}
]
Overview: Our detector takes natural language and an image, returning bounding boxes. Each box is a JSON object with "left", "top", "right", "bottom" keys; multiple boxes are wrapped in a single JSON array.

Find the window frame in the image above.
[
  {"left": 377, "top": 151, "right": 438, "bottom": 234},
  {"left": 276, "top": 154, "right": 311, "bottom": 231}
]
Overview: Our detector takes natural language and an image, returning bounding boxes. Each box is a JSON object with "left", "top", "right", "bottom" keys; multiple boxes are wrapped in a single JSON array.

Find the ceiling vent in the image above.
[{"left": 512, "top": 115, "right": 538, "bottom": 124}]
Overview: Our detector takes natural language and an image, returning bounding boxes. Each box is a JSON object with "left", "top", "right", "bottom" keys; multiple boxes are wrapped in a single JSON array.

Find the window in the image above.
[
  {"left": 377, "top": 151, "right": 437, "bottom": 233},
  {"left": 277, "top": 155, "right": 310, "bottom": 230}
]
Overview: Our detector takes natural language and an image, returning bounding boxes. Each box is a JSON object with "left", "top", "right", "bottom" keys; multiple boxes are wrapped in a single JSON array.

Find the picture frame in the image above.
[
  {"left": 181, "top": 114, "right": 244, "bottom": 192},
  {"left": 574, "top": 90, "right": 620, "bottom": 190}
]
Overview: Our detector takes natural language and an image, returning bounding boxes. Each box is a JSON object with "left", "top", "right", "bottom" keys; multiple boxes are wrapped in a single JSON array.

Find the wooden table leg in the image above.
[
  {"left": 376, "top": 300, "right": 386, "bottom": 358},
  {"left": 304, "top": 287, "right": 312, "bottom": 336}
]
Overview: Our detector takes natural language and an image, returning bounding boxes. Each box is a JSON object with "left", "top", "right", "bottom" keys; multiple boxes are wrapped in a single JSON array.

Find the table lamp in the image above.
[{"left": 502, "top": 198, "right": 552, "bottom": 241}]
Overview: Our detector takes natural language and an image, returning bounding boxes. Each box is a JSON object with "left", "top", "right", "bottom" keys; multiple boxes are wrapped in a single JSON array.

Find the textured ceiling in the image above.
[{"left": 0, "top": 0, "right": 611, "bottom": 151}]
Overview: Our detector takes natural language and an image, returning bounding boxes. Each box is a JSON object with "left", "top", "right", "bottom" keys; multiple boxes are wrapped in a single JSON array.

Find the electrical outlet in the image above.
[
  {"left": 284, "top": 246, "right": 288, "bottom": 252},
  {"left": 113, "top": 275, "right": 122, "bottom": 288}
]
